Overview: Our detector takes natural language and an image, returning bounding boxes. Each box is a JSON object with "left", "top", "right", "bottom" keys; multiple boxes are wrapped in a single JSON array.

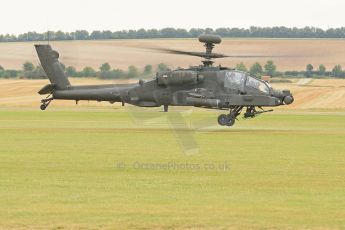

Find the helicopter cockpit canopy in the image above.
[
  {"left": 224, "top": 71, "right": 270, "bottom": 94},
  {"left": 246, "top": 75, "right": 270, "bottom": 94},
  {"left": 224, "top": 71, "right": 246, "bottom": 90}
]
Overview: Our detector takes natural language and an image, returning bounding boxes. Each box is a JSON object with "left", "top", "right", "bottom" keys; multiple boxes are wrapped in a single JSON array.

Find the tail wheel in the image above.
[
  {"left": 40, "top": 96, "right": 53, "bottom": 111},
  {"left": 40, "top": 104, "right": 47, "bottom": 110}
]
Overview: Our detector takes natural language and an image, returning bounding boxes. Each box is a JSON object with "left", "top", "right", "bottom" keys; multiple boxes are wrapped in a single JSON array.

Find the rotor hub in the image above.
[{"left": 198, "top": 34, "right": 222, "bottom": 67}]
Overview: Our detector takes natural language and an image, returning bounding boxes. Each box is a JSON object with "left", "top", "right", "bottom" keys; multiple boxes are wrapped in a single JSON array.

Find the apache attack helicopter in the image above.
[{"left": 35, "top": 34, "right": 294, "bottom": 127}]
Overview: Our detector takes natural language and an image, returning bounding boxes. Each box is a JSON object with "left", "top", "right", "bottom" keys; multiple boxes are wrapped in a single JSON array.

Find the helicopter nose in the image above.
[
  {"left": 281, "top": 90, "right": 294, "bottom": 105},
  {"left": 283, "top": 96, "right": 294, "bottom": 105},
  {"left": 272, "top": 89, "right": 294, "bottom": 105},
  {"left": 283, "top": 95, "right": 294, "bottom": 105}
]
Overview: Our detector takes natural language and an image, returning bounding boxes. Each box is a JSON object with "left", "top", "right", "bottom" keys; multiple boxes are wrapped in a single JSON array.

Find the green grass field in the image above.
[{"left": 0, "top": 108, "right": 344, "bottom": 229}]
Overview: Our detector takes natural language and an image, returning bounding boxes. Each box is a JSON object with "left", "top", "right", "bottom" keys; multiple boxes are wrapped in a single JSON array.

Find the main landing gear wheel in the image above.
[
  {"left": 217, "top": 114, "right": 236, "bottom": 126},
  {"left": 226, "top": 117, "right": 235, "bottom": 126},
  {"left": 217, "top": 106, "right": 243, "bottom": 127},
  {"left": 218, "top": 114, "right": 229, "bottom": 126}
]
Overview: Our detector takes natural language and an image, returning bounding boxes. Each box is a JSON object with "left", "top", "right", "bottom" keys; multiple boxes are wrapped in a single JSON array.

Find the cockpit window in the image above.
[
  {"left": 224, "top": 71, "right": 246, "bottom": 90},
  {"left": 246, "top": 76, "right": 269, "bottom": 94}
]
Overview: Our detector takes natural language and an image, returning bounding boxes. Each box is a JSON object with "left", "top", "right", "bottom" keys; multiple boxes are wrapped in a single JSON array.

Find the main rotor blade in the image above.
[
  {"left": 148, "top": 47, "right": 227, "bottom": 59},
  {"left": 222, "top": 55, "right": 292, "bottom": 58},
  {"left": 146, "top": 47, "right": 294, "bottom": 59}
]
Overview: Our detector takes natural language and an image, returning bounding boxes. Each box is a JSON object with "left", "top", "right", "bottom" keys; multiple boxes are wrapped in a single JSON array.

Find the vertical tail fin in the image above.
[{"left": 35, "top": 45, "right": 71, "bottom": 90}]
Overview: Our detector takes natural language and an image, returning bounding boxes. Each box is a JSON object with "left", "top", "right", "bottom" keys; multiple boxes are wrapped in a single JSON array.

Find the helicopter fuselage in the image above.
[{"left": 52, "top": 66, "right": 292, "bottom": 109}]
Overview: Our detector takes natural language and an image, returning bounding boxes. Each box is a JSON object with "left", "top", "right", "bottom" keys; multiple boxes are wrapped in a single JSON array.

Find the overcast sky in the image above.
[{"left": 1, "top": 0, "right": 344, "bottom": 34}]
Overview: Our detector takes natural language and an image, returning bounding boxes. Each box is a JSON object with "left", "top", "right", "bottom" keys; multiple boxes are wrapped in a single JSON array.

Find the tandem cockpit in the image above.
[
  {"left": 221, "top": 70, "right": 293, "bottom": 106},
  {"left": 223, "top": 70, "right": 270, "bottom": 95}
]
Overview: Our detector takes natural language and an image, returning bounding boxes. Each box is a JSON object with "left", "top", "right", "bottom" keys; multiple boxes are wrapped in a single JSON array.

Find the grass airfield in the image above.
[
  {"left": 0, "top": 79, "right": 345, "bottom": 229},
  {"left": 0, "top": 108, "right": 345, "bottom": 229}
]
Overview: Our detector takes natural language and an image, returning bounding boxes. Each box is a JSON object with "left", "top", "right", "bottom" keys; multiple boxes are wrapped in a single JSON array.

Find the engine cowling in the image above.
[{"left": 157, "top": 71, "right": 203, "bottom": 86}]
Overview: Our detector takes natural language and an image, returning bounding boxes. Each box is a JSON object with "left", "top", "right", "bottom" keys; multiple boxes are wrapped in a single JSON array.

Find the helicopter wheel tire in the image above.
[
  {"left": 226, "top": 117, "right": 235, "bottom": 126},
  {"left": 40, "top": 104, "right": 47, "bottom": 111},
  {"left": 217, "top": 114, "right": 229, "bottom": 126}
]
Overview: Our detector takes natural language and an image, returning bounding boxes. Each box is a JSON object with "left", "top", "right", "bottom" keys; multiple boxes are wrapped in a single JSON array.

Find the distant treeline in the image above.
[
  {"left": 1, "top": 61, "right": 345, "bottom": 80},
  {"left": 236, "top": 62, "right": 345, "bottom": 78},
  {"left": 2, "top": 27, "right": 345, "bottom": 42},
  {"left": 0, "top": 62, "right": 169, "bottom": 79}
]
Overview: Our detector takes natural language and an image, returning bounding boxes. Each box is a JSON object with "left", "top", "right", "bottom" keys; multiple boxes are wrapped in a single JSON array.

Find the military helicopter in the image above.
[{"left": 35, "top": 34, "right": 294, "bottom": 126}]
